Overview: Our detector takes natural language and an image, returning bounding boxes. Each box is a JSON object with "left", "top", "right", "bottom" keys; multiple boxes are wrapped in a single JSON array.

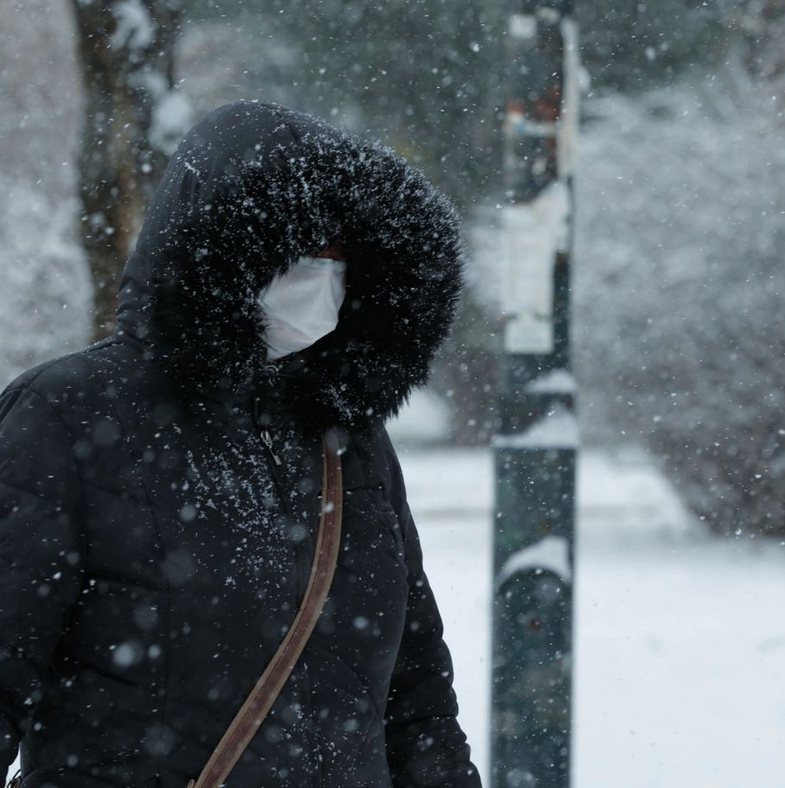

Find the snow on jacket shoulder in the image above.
[{"left": 0, "top": 101, "right": 481, "bottom": 788}]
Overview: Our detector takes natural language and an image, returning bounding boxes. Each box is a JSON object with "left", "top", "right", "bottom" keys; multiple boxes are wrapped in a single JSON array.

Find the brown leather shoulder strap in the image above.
[{"left": 187, "top": 428, "right": 343, "bottom": 788}]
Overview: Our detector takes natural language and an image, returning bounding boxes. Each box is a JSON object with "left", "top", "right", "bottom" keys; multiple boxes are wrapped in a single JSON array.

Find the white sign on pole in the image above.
[{"left": 501, "top": 179, "right": 569, "bottom": 354}]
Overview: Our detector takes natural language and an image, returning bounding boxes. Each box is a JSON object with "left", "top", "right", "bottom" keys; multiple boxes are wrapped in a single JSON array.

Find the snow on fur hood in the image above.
[{"left": 114, "top": 101, "right": 464, "bottom": 433}]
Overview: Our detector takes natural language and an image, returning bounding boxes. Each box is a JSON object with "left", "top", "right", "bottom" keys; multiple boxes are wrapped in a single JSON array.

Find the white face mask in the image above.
[{"left": 257, "top": 255, "right": 347, "bottom": 361}]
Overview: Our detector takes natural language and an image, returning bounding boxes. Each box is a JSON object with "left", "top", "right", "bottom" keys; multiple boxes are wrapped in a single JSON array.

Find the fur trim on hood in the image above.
[{"left": 114, "top": 100, "right": 464, "bottom": 433}]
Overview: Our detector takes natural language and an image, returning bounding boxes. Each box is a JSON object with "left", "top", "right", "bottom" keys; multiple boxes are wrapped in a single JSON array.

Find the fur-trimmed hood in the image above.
[{"left": 114, "top": 100, "right": 464, "bottom": 433}]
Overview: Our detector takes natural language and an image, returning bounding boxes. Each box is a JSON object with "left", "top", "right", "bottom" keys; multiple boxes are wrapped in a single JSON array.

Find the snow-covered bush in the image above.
[
  {"left": 573, "top": 73, "right": 785, "bottom": 537},
  {"left": 0, "top": 175, "right": 91, "bottom": 386},
  {"left": 0, "top": 0, "right": 90, "bottom": 386}
]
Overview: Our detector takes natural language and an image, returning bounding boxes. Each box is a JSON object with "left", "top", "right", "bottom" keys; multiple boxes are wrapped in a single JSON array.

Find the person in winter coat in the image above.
[{"left": 0, "top": 101, "right": 482, "bottom": 788}]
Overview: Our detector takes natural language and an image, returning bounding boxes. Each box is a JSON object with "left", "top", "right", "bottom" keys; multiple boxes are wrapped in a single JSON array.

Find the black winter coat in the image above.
[{"left": 0, "top": 102, "right": 481, "bottom": 788}]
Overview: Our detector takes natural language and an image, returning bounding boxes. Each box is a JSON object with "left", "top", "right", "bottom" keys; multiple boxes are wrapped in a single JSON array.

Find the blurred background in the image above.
[{"left": 2, "top": 1, "right": 784, "bottom": 785}]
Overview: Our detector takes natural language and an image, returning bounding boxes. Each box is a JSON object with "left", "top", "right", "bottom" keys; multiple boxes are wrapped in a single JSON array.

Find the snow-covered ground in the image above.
[{"left": 400, "top": 443, "right": 785, "bottom": 788}]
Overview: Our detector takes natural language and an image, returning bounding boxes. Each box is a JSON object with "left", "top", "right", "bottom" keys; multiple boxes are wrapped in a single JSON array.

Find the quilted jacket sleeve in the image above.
[
  {"left": 380, "top": 428, "right": 482, "bottom": 788},
  {"left": 0, "top": 384, "right": 85, "bottom": 776}
]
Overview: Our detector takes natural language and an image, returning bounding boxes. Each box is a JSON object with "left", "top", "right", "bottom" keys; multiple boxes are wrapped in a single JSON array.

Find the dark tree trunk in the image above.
[{"left": 70, "top": 0, "right": 188, "bottom": 339}]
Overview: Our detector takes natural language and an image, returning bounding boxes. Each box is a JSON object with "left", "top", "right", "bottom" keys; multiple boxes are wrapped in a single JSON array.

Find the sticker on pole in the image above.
[{"left": 501, "top": 179, "right": 569, "bottom": 354}]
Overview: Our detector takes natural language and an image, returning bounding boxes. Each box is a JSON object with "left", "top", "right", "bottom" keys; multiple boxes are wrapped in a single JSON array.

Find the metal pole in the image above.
[{"left": 490, "top": 2, "right": 579, "bottom": 787}]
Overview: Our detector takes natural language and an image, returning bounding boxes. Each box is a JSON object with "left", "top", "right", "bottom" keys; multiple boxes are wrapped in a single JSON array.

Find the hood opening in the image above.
[{"left": 114, "top": 100, "right": 464, "bottom": 434}]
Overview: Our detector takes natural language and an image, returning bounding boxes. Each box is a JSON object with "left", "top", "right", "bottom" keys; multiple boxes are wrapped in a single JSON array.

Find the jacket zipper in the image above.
[
  {"left": 254, "top": 414, "right": 289, "bottom": 515},
  {"left": 253, "top": 408, "right": 319, "bottom": 785},
  {"left": 260, "top": 428, "right": 283, "bottom": 466}
]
